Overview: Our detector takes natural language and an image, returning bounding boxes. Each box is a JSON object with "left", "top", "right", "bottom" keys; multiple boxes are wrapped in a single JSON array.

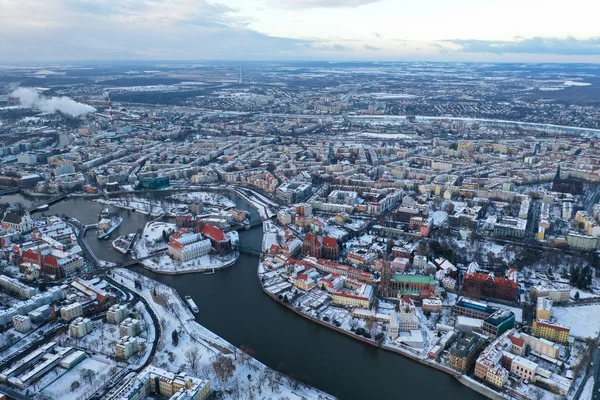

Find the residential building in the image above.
[
  {"left": 0, "top": 276, "right": 38, "bottom": 298},
  {"left": 482, "top": 309, "right": 515, "bottom": 338},
  {"left": 60, "top": 302, "right": 83, "bottom": 322},
  {"left": 69, "top": 317, "right": 93, "bottom": 338},
  {"left": 531, "top": 285, "right": 570, "bottom": 303},
  {"left": 106, "top": 365, "right": 210, "bottom": 400},
  {"left": 294, "top": 274, "right": 315, "bottom": 291},
  {"left": 12, "top": 315, "right": 32, "bottom": 333},
  {"left": 532, "top": 319, "right": 570, "bottom": 343},
  {"left": 449, "top": 334, "right": 482, "bottom": 372},
  {"left": 536, "top": 297, "right": 552, "bottom": 321},
  {"left": 119, "top": 318, "right": 141, "bottom": 338},
  {"left": 276, "top": 182, "right": 312, "bottom": 204},
  {"left": 115, "top": 336, "right": 140, "bottom": 360},
  {"left": 107, "top": 304, "right": 129, "bottom": 325}
]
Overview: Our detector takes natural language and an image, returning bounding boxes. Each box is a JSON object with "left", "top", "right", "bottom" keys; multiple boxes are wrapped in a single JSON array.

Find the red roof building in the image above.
[
  {"left": 200, "top": 224, "right": 230, "bottom": 254},
  {"left": 462, "top": 272, "right": 518, "bottom": 302},
  {"left": 302, "top": 233, "right": 339, "bottom": 260}
]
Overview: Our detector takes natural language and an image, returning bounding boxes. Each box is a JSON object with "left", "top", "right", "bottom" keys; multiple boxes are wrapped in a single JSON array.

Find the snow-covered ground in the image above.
[
  {"left": 111, "top": 268, "right": 335, "bottom": 400},
  {"left": 169, "top": 191, "right": 236, "bottom": 208},
  {"left": 553, "top": 304, "right": 600, "bottom": 338},
  {"left": 141, "top": 251, "right": 239, "bottom": 273},
  {"left": 135, "top": 221, "right": 174, "bottom": 258},
  {"left": 40, "top": 356, "right": 120, "bottom": 400},
  {"left": 570, "top": 288, "right": 599, "bottom": 300},
  {"left": 95, "top": 197, "right": 180, "bottom": 216},
  {"left": 579, "top": 377, "right": 595, "bottom": 400}
]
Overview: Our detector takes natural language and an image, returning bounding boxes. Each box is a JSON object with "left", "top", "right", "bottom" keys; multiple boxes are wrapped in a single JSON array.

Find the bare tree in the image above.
[
  {"left": 211, "top": 354, "right": 236, "bottom": 383},
  {"left": 185, "top": 346, "right": 202, "bottom": 374},
  {"left": 79, "top": 368, "right": 96, "bottom": 386}
]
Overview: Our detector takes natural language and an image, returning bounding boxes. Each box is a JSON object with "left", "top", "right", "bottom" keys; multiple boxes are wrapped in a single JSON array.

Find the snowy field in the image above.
[
  {"left": 40, "top": 357, "right": 119, "bottom": 400},
  {"left": 169, "top": 192, "right": 236, "bottom": 208},
  {"left": 570, "top": 288, "right": 599, "bottom": 300},
  {"left": 136, "top": 221, "right": 176, "bottom": 257},
  {"left": 553, "top": 304, "right": 600, "bottom": 338}
]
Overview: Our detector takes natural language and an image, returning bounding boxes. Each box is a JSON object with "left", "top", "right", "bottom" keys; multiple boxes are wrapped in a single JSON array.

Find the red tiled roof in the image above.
[
  {"left": 508, "top": 335, "right": 525, "bottom": 347},
  {"left": 322, "top": 236, "right": 338, "bottom": 248},
  {"left": 201, "top": 224, "right": 227, "bottom": 242}
]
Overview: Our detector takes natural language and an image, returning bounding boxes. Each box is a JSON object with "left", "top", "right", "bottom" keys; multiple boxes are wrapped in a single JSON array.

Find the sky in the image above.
[{"left": 1, "top": 0, "right": 599, "bottom": 62}]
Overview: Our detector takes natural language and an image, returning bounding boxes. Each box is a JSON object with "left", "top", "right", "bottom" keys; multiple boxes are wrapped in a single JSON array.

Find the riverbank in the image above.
[
  {"left": 137, "top": 252, "right": 240, "bottom": 275},
  {"left": 257, "top": 261, "right": 509, "bottom": 400},
  {"left": 112, "top": 268, "right": 337, "bottom": 400}
]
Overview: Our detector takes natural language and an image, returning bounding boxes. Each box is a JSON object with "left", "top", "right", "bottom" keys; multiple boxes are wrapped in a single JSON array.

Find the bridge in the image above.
[
  {"left": 64, "top": 219, "right": 101, "bottom": 268},
  {"left": 28, "top": 194, "right": 68, "bottom": 213},
  {"left": 113, "top": 249, "right": 167, "bottom": 268},
  {"left": 238, "top": 245, "right": 263, "bottom": 256}
]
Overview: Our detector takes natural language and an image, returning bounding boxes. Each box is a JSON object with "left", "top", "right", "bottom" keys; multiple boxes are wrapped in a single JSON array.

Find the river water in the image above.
[{"left": 4, "top": 192, "right": 484, "bottom": 400}]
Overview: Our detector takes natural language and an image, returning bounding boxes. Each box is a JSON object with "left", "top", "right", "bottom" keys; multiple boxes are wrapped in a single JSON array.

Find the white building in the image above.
[
  {"left": 168, "top": 233, "right": 212, "bottom": 262},
  {"left": 107, "top": 304, "right": 129, "bottom": 325},
  {"left": 119, "top": 318, "right": 141, "bottom": 338},
  {"left": 115, "top": 336, "right": 139, "bottom": 360},
  {"left": 0, "top": 275, "right": 39, "bottom": 298},
  {"left": 69, "top": 317, "right": 93, "bottom": 338},
  {"left": 60, "top": 302, "right": 83, "bottom": 322},
  {"left": 12, "top": 314, "right": 32, "bottom": 333}
]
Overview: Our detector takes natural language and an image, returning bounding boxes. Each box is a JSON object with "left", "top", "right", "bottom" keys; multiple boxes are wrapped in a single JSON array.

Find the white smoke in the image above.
[{"left": 10, "top": 87, "right": 96, "bottom": 117}]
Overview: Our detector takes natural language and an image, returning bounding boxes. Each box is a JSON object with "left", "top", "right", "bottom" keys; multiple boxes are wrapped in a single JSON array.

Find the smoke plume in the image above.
[{"left": 10, "top": 87, "right": 96, "bottom": 117}]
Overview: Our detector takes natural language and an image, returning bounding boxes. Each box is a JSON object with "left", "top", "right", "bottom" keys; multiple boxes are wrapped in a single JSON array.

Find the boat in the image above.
[
  {"left": 35, "top": 204, "right": 49, "bottom": 211},
  {"left": 98, "top": 208, "right": 111, "bottom": 221},
  {"left": 112, "top": 233, "right": 136, "bottom": 254},
  {"left": 185, "top": 296, "right": 199, "bottom": 313},
  {"left": 97, "top": 216, "right": 123, "bottom": 239}
]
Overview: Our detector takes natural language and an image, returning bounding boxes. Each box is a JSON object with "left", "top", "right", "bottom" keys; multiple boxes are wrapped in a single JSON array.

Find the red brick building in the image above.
[
  {"left": 462, "top": 272, "right": 518, "bottom": 302},
  {"left": 200, "top": 224, "right": 231, "bottom": 255},
  {"left": 302, "top": 233, "right": 339, "bottom": 260}
]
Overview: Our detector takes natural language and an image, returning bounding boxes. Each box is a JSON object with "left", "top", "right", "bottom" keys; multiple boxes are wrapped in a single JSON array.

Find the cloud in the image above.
[
  {"left": 10, "top": 88, "right": 96, "bottom": 117},
  {"left": 445, "top": 36, "right": 600, "bottom": 55},
  {"left": 0, "top": 0, "right": 314, "bottom": 61},
  {"left": 273, "top": 0, "right": 382, "bottom": 8},
  {"left": 364, "top": 44, "right": 381, "bottom": 51}
]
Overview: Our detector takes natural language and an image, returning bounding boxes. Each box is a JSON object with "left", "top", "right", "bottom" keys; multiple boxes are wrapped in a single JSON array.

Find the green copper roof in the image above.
[{"left": 390, "top": 274, "right": 435, "bottom": 284}]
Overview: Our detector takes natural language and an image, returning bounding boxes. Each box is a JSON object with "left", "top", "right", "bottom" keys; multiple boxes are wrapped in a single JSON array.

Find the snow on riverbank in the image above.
[
  {"left": 140, "top": 251, "right": 239, "bottom": 273},
  {"left": 111, "top": 268, "right": 335, "bottom": 400},
  {"left": 169, "top": 191, "right": 236, "bottom": 208},
  {"left": 233, "top": 189, "right": 276, "bottom": 219}
]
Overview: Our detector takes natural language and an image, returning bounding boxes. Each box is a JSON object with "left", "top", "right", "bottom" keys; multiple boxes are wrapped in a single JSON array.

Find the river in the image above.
[{"left": 4, "top": 192, "right": 484, "bottom": 400}]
